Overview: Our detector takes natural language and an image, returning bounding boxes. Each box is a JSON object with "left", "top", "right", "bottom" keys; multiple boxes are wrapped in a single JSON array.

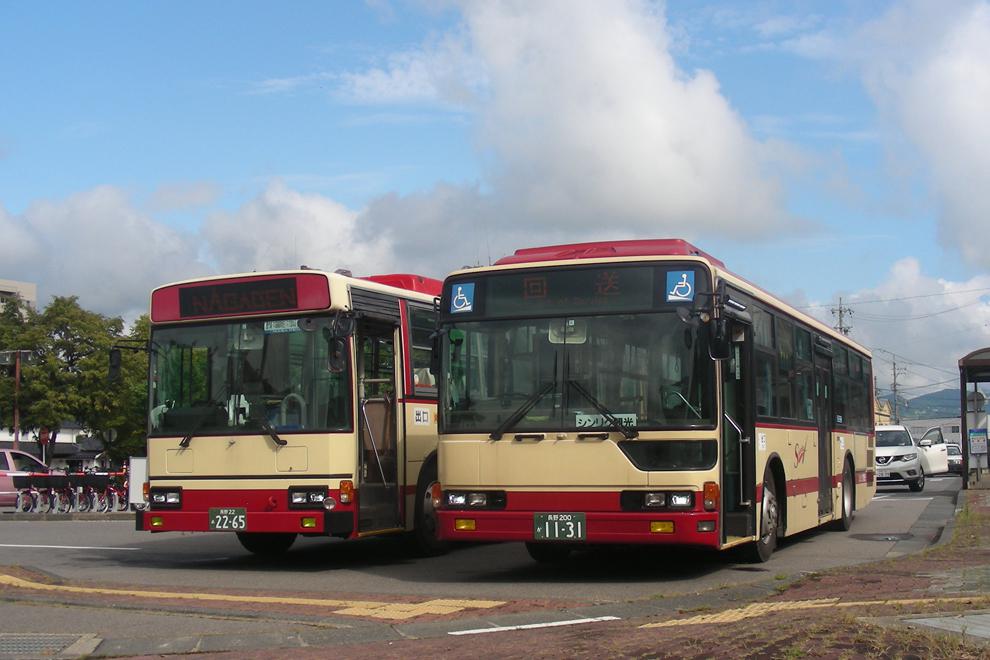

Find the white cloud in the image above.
[
  {"left": 808, "top": 257, "right": 990, "bottom": 393},
  {"left": 201, "top": 181, "right": 392, "bottom": 277},
  {"left": 341, "top": 0, "right": 798, "bottom": 253},
  {"left": 805, "top": 0, "right": 990, "bottom": 271},
  {"left": 0, "top": 187, "right": 208, "bottom": 319}
]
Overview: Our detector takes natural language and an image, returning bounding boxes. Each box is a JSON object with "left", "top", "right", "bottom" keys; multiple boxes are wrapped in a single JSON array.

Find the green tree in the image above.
[{"left": 0, "top": 297, "right": 149, "bottom": 466}]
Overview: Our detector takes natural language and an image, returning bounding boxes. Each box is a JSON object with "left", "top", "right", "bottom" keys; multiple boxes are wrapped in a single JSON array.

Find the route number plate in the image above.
[
  {"left": 209, "top": 507, "right": 247, "bottom": 530},
  {"left": 534, "top": 512, "right": 586, "bottom": 541}
]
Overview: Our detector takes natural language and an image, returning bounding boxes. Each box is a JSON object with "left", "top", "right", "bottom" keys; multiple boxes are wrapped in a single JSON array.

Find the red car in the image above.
[{"left": 0, "top": 448, "right": 48, "bottom": 507}]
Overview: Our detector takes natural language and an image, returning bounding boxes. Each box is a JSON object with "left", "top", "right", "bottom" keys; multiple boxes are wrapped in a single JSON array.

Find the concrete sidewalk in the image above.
[{"left": 1, "top": 486, "right": 988, "bottom": 658}]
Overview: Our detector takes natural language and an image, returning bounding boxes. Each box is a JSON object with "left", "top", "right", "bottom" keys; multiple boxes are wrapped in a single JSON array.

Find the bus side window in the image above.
[{"left": 408, "top": 305, "right": 438, "bottom": 399}]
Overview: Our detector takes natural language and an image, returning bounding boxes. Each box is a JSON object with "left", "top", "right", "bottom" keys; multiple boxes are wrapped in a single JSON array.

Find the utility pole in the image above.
[
  {"left": 0, "top": 349, "right": 33, "bottom": 450},
  {"left": 890, "top": 355, "right": 908, "bottom": 424},
  {"left": 831, "top": 297, "right": 853, "bottom": 336}
]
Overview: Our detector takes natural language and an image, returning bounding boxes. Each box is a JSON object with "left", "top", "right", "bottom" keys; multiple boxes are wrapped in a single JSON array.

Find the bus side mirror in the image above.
[
  {"left": 709, "top": 319, "right": 731, "bottom": 361},
  {"left": 327, "top": 337, "right": 347, "bottom": 373},
  {"left": 331, "top": 313, "right": 355, "bottom": 338},
  {"left": 108, "top": 348, "right": 122, "bottom": 383}
]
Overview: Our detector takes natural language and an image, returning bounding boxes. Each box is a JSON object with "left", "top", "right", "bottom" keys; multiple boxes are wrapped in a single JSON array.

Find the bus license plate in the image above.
[
  {"left": 209, "top": 507, "right": 247, "bottom": 531},
  {"left": 534, "top": 513, "right": 586, "bottom": 541}
]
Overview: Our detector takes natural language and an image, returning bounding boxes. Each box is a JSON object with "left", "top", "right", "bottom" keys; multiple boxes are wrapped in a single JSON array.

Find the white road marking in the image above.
[
  {"left": 0, "top": 543, "right": 140, "bottom": 551},
  {"left": 449, "top": 616, "right": 620, "bottom": 636}
]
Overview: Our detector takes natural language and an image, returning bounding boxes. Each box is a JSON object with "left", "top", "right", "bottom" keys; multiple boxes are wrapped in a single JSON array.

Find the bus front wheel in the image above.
[
  {"left": 408, "top": 460, "right": 449, "bottom": 557},
  {"left": 744, "top": 468, "right": 779, "bottom": 563},
  {"left": 236, "top": 532, "right": 297, "bottom": 557}
]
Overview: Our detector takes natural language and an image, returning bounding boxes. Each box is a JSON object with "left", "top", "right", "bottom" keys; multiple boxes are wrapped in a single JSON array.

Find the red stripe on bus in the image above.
[
  {"left": 785, "top": 476, "right": 820, "bottom": 497},
  {"left": 755, "top": 422, "right": 819, "bottom": 432}
]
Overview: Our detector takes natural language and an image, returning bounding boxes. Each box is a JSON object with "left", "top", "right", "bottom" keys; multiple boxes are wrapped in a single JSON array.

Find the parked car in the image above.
[
  {"left": 946, "top": 443, "right": 964, "bottom": 475},
  {"left": 876, "top": 425, "right": 929, "bottom": 491},
  {"left": 0, "top": 448, "right": 49, "bottom": 507}
]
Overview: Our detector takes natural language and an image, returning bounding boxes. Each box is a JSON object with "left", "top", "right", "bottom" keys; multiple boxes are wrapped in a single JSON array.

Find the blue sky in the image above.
[{"left": 3, "top": 0, "right": 990, "bottom": 397}]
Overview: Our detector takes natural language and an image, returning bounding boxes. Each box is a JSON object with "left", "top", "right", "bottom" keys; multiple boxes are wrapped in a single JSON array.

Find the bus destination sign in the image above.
[{"left": 179, "top": 278, "right": 298, "bottom": 318}]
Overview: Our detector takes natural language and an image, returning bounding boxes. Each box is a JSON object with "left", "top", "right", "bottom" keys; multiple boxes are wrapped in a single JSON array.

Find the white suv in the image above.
[{"left": 875, "top": 425, "right": 925, "bottom": 491}]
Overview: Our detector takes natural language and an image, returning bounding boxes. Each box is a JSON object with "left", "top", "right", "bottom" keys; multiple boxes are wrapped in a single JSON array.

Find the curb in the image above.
[{"left": 0, "top": 511, "right": 133, "bottom": 521}]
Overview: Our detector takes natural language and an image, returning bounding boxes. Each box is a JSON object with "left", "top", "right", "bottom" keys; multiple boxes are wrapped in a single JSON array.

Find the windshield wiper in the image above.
[
  {"left": 255, "top": 415, "right": 287, "bottom": 447},
  {"left": 179, "top": 401, "right": 224, "bottom": 448},
  {"left": 567, "top": 379, "right": 638, "bottom": 439},
  {"left": 489, "top": 381, "right": 556, "bottom": 441}
]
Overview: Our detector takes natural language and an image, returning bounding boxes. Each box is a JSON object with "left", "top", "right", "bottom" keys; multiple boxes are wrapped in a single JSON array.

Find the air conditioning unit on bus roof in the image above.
[{"left": 492, "top": 238, "right": 725, "bottom": 268}]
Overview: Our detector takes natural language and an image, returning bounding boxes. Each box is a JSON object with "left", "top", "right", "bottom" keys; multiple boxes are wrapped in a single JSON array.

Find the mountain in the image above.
[{"left": 883, "top": 388, "right": 989, "bottom": 421}]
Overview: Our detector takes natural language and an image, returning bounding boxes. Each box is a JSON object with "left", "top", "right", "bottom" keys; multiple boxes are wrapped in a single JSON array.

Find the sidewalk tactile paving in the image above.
[{"left": 0, "top": 633, "right": 82, "bottom": 657}]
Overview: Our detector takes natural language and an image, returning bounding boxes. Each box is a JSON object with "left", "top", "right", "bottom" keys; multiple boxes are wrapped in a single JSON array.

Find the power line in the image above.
[
  {"left": 798, "top": 286, "right": 990, "bottom": 309},
  {"left": 854, "top": 300, "right": 983, "bottom": 322}
]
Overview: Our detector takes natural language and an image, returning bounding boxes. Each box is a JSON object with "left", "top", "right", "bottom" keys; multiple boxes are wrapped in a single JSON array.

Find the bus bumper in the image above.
[
  {"left": 437, "top": 510, "right": 720, "bottom": 548},
  {"left": 137, "top": 509, "right": 355, "bottom": 536},
  {"left": 136, "top": 488, "right": 355, "bottom": 537}
]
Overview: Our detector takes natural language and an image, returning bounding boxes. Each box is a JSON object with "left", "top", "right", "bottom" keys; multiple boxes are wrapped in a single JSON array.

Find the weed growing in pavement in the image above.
[{"left": 774, "top": 573, "right": 788, "bottom": 580}]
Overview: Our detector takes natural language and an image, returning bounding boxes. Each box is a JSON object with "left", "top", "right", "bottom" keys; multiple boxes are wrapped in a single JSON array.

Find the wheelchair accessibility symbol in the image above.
[
  {"left": 665, "top": 271, "right": 695, "bottom": 303},
  {"left": 450, "top": 283, "right": 475, "bottom": 313}
]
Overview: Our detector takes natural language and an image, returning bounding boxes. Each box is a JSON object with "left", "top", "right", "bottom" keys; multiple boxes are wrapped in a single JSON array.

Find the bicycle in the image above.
[
  {"left": 48, "top": 470, "right": 74, "bottom": 513},
  {"left": 86, "top": 471, "right": 112, "bottom": 513},
  {"left": 107, "top": 471, "right": 129, "bottom": 511},
  {"left": 12, "top": 474, "right": 38, "bottom": 513}
]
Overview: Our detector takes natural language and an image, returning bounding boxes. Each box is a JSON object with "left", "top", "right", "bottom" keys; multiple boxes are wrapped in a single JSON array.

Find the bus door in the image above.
[
  {"left": 356, "top": 320, "right": 401, "bottom": 532},
  {"left": 721, "top": 319, "right": 756, "bottom": 542},
  {"left": 814, "top": 341, "right": 834, "bottom": 517}
]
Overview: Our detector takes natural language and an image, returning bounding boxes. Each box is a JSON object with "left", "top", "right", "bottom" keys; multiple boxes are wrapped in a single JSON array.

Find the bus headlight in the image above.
[
  {"left": 443, "top": 490, "right": 506, "bottom": 510},
  {"left": 644, "top": 492, "right": 666, "bottom": 508},
  {"left": 289, "top": 487, "right": 329, "bottom": 509},
  {"left": 668, "top": 492, "right": 694, "bottom": 508},
  {"left": 149, "top": 488, "right": 182, "bottom": 509}
]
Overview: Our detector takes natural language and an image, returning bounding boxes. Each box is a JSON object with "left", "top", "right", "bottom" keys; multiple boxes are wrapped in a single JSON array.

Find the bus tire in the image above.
[
  {"left": 236, "top": 532, "right": 297, "bottom": 557},
  {"left": 408, "top": 460, "right": 449, "bottom": 557},
  {"left": 525, "top": 542, "right": 572, "bottom": 563},
  {"left": 745, "top": 467, "right": 779, "bottom": 563},
  {"left": 830, "top": 460, "right": 854, "bottom": 531}
]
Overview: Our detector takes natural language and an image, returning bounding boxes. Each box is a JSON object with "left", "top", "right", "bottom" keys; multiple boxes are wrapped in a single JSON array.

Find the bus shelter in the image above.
[{"left": 959, "top": 348, "right": 990, "bottom": 489}]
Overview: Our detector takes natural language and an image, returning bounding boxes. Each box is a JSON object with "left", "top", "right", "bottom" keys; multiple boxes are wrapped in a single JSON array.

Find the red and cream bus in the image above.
[
  {"left": 433, "top": 240, "right": 875, "bottom": 562},
  {"left": 134, "top": 269, "right": 446, "bottom": 556}
]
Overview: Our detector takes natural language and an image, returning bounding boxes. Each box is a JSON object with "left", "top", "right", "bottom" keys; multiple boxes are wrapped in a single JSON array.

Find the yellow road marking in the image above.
[
  {"left": 641, "top": 596, "right": 990, "bottom": 628},
  {"left": 0, "top": 574, "right": 504, "bottom": 621}
]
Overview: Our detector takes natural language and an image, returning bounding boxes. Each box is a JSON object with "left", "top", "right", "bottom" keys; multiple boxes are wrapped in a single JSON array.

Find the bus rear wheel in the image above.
[
  {"left": 830, "top": 460, "right": 854, "bottom": 531},
  {"left": 744, "top": 468, "right": 779, "bottom": 563},
  {"left": 525, "top": 542, "right": 572, "bottom": 563},
  {"left": 236, "top": 532, "right": 297, "bottom": 557}
]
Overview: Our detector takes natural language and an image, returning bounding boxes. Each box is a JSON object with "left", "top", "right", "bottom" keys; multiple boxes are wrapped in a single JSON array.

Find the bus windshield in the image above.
[
  {"left": 149, "top": 316, "right": 351, "bottom": 436},
  {"left": 441, "top": 313, "right": 714, "bottom": 434}
]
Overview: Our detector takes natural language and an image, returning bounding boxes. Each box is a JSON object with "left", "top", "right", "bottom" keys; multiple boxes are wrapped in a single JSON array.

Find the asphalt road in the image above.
[{"left": 0, "top": 475, "right": 963, "bottom": 657}]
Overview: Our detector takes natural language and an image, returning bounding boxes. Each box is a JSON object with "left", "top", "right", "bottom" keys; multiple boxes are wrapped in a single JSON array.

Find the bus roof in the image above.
[
  {"left": 362, "top": 273, "right": 442, "bottom": 296},
  {"left": 493, "top": 239, "right": 725, "bottom": 268},
  {"left": 150, "top": 269, "right": 440, "bottom": 323},
  {"left": 453, "top": 238, "right": 870, "bottom": 358}
]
